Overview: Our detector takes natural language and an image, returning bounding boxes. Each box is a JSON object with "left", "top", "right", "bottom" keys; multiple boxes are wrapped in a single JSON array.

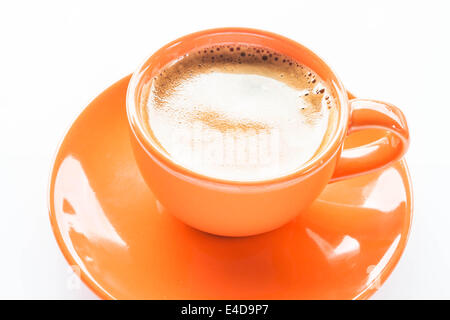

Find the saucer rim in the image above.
[{"left": 354, "top": 158, "right": 413, "bottom": 300}]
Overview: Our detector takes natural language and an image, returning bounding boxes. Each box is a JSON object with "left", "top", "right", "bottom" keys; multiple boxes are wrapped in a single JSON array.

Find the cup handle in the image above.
[{"left": 330, "top": 95, "right": 410, "bottom": 182}]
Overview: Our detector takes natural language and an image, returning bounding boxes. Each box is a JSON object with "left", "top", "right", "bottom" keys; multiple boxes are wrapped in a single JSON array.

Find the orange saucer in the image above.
[{"left": 49, "top": 75, "right": 413, "bottom": 299}]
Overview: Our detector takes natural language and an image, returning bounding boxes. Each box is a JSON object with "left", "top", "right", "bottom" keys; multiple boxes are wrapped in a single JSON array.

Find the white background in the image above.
[{"left": 0, "top": 0, "right": 449, "bottom": 299}]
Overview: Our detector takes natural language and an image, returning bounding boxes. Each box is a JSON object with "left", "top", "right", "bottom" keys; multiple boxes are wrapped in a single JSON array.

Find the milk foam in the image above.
[{"left": 144, "top": 46, "right": 334, "bottom": 181}]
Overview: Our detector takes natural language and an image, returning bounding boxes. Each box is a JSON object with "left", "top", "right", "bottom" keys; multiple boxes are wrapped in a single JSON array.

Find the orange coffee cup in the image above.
[{"left": 127, "top": 28, "right": 409, "bottom": 237}]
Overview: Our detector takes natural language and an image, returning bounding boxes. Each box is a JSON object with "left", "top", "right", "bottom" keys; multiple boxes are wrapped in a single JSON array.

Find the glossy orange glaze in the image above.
[
  {"left": 48, "top": 76, "right": 412, "bottom": 299},
  {"left": 127, "top": 28, "right": 410, "bottom": 236},
  {"left": 331, "top": 99, "right": 409, "bottom": 182}
]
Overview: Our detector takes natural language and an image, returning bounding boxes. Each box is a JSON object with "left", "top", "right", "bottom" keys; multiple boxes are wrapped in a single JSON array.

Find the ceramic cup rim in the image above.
[{"left": 126, "top": 27, "right": 349, "bottom": 187}]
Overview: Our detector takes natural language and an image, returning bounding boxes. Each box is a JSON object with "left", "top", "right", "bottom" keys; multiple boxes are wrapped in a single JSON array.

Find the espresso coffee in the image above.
[{"left": 141, "top": 44, "right": 336, "bottom": 181}]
